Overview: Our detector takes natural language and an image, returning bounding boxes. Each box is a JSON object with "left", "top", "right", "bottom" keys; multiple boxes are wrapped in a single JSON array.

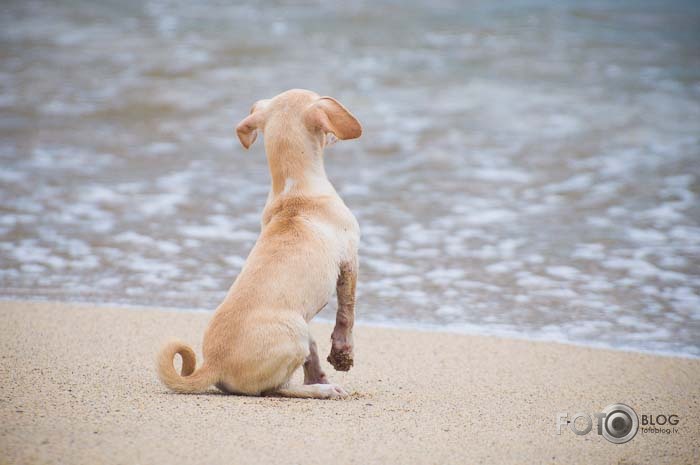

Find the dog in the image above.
[{"left": 157, "top": 89, "right": 361, "bottom": 399}]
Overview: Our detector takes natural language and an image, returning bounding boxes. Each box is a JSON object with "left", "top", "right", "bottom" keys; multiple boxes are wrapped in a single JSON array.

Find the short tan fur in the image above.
[{"left": 157, "top": 89, "right": 361, "bottom": 399}]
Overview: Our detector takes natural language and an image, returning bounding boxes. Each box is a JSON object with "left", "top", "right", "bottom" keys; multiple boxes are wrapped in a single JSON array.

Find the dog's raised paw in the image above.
[{"left": 327, "top": 348, "right": 354, "bottom": 371}]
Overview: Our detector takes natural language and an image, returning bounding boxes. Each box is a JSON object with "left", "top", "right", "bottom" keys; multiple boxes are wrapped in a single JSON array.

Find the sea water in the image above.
[{"left": 1, "top": 0, "right": 699, "bottom": 356}]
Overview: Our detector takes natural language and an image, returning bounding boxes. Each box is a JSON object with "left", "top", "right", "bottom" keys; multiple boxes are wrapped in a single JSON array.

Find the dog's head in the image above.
[{"left": 235, "top": 89, "right": 362, "bottom": 151}]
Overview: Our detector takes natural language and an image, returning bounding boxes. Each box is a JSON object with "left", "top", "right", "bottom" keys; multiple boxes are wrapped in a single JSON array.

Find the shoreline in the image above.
[
  {"left": 0, "top": 296, "right": 697, "bottom": 360},
  {"left": 1, "top": 299, "right": 699, "bottom": 464}
]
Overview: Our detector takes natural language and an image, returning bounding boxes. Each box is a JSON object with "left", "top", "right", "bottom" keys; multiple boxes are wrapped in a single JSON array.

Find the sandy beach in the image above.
[{"left": 0, "top": 300, "right": 697, "bottom": 464}]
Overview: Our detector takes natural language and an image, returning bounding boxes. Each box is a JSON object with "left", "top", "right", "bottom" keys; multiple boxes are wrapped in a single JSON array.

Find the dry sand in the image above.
[{"left": 1, "top": 300, "right": 698, "bottom": 464}]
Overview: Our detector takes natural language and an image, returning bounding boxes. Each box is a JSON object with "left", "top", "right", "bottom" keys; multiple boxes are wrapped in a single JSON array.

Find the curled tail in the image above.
[{"left": 157, "top": 340, "right": 217, "bottom": 393}]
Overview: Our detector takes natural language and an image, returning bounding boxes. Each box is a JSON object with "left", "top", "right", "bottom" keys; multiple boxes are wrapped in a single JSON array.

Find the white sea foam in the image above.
[{"left": 1, "top": 0, "right": 698, "bottom": 357}]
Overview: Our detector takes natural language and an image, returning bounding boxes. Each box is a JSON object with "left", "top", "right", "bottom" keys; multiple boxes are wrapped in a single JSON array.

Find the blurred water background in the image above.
[{"left": 1, "top": 0, "right": 699, "bottom": 356}]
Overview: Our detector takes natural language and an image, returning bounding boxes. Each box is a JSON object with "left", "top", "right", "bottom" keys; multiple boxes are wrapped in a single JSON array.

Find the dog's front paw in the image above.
[{"left": 327, "top": 342, "right": 354, "bottom": 371}]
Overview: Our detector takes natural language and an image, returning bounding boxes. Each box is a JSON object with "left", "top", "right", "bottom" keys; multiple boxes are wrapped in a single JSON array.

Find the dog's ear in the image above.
[
  {"left": 305, "top": 96, "right": 362, "bottom": 142},
  {"left": 236, "top": 99, "right": 270, "bottom": 149}
]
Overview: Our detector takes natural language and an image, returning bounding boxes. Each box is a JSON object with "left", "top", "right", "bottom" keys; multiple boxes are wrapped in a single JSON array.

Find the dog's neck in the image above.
[{"left": 264, "top": 136, "right": 334, "bottom": 199}]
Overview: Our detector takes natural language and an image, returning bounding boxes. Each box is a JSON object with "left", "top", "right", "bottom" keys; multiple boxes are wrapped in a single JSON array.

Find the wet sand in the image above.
[{"left": 1, "top": 300, "right": 698, "bottom": 464}]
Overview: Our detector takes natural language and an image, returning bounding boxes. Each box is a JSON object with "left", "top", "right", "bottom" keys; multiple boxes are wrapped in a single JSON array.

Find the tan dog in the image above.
[{"left": 157, "top": 89, "right": 361, "bottom": 399}]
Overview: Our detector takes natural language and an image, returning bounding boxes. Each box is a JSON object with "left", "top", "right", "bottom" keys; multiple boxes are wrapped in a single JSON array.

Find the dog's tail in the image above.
[{"left": 156, "top": 340, "right": 217, "bottom": 393}]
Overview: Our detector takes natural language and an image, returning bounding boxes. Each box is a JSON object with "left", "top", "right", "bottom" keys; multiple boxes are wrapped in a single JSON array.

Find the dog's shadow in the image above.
[{"left": 158, "top": 388, "right": 367, "bottom": 401}]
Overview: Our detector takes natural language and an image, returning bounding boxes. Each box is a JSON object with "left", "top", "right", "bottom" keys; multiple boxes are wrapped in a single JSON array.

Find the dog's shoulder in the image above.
[
  {"left": 262, "top": 194, "right": 359, "bottom": 242},
  {"left": 262, "top": 195, "right": 329, "bottom": 225}
]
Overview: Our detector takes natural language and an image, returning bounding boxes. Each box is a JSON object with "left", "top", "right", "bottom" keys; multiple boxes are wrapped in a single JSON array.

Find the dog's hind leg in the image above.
[
  {"left": 268, "top": 383, "right": 348, "bottom": 399},
  {"left": 303, "top": 338, "right": 328, "bottom": 385}
]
